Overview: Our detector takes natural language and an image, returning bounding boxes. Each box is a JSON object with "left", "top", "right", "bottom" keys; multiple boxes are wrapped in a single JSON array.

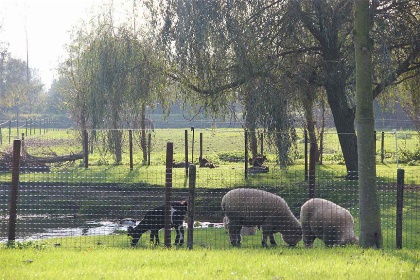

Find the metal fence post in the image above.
[
  {"left": 396, "top": 168, "right": 404, "bottom": 249},
  {"left": 8, "top": 140, "right": 22, "bottom": 243},
  {"left": 165, "top": 142, "right": 173, "bottom": 248},
  {"left": 187, "top": 165, "right": 196, "bottom": 250}
]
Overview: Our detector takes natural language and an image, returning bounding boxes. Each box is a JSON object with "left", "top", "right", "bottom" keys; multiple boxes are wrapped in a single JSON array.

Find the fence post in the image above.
[
  {"left": 25, "top": 119, "right": 28, "bottom": 137},
  {"left": 187, "top": 165, "right": 196, "bottom": 250},
  {"left": 304, "top": 130, "right": 308, "bottom": 181},
  {"left": 0, "top": 127, "right": 2, "bottom": 145},
  {"left": 129, "top": 130, "right": 133, "bottom": 171},
  {"left": 199, "top": 133, "right": 203, "bottom": 160},
  {"left": 381, "top": 132, "right": 385, "bottom": 163},
  {"left": 83, "top": 130, "right": 89, "bottom": 169},
  {"left": 21, "top": 133, "right": 25, "bottom": 154},
  {"left": 245, "top": 130, "right": 248, "bottom": 179},
  {"left": 8, "top": 140, "right": 22, "bottom": 244},
  {"left": 9, "top": 120, "right": 11, "bottom": 144},
  {"left": 185, "top": 129, "right": 188, "bottom": 176},
  {"left": 260, "top": 132, "right": 264, "bottom": 156},
  {"left": 148, "top": 133, "right": 151, "bottom": 166},
  {"left": 191, "top": 127, "right": 195, "bottom": 164},
  {"left": 374, "top": 130, "right": 377, "bottom": 157},
  {"left": 396, "top": 168, "right": 404, "bottom": 249},
  {"left": 164, "top": 142, "right": 173, "bottom": 248},
  {"left": 308, "top": 142, "right": 317, "bottom": 199}
]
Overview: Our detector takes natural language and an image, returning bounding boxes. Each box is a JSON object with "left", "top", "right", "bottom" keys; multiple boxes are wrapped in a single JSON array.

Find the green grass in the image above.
[{"left": 0, "top": 245, "right": 418, "bottom": 279}]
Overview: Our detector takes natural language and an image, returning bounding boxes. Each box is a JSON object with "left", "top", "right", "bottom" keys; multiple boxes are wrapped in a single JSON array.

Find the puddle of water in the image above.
[{"left": 0, "top": 216, "right": 225, "bottom": 243}]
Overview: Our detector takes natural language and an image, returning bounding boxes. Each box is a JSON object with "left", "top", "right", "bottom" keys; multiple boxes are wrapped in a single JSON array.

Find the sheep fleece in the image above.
[
  {"left": 300, "top": 198, "right": 357, "bottom": 246},
  {"left": 221, "top": 188, "right": 302, "bottom": 246}
]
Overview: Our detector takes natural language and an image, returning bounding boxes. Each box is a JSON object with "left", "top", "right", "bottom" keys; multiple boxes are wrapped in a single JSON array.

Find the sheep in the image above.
[
  {"left": 127, "top": 201, "right": 188, "bottom": 246},
  {"left": 221, "top": 188, "right": 302, "bottom": 247},
  {"left": 199, "top": 157, "right": 218, "bottom": 168},
  {"left": 300, "top": 198, "right": 358, "bottom": 247}
]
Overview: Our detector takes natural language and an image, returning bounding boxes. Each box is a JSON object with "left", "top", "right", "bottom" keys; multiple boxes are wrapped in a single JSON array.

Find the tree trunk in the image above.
[
  {"left": 140, "top": 103, "right": 148, "bottom": 162},
  {"left": 355, "top": 0, "right": 382, "bottom": 248},
  {"left": 323, "top": 59, "right": 358, "bottom": 173}
]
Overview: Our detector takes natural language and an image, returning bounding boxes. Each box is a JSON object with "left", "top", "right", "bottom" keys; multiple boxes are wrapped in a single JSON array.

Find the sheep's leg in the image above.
[
  {"left": 150, "top": 230, "right": 159, "bottom": 245},
  {"left": 269, "top": 233, "right": 277, "bottom": 246},
  {"left": 302, "top": 223, "right": 316, "bottom": 248},
  {"left": 175, "top": 225, "right": 184, "bottom": 245},
  {"left": 228, "top": 224, "right": 242, "bottom": 246}
]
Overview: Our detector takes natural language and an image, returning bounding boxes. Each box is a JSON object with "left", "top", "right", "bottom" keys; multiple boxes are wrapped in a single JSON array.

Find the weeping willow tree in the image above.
[{"left": 61, "top": 4, "right": 170, "bottom": 164}]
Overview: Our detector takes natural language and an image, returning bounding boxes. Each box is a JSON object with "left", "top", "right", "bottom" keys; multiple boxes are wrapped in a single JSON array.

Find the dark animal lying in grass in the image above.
[
  {"left": 222, "top": 188, "right": 302, "bottom": 247},
  {"left": 172, "top": 161, "right": 193, "bottom": 168},
  {"left": 127, "top": 201, "right": 188, "bottom": 246},
  {"left": 300, "top": 198, "right": 358, "bottom": 247},
  {"left": 249, "top": 155, "right": 267, "bottom": 167},
  {"left": 199, "top": 157, "right": 218, "bottom": 168}
]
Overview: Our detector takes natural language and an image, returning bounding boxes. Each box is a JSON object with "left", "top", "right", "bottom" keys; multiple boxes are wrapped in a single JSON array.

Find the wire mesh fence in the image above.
[
  {"left": 0, "top": 127, "right": 419, "bottom": 249},
  {"left": 0, "top": 164, "right": 418, "bottom": 249}
]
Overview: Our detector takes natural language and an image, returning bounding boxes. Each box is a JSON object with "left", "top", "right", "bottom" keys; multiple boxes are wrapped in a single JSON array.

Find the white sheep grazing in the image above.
[
  {"left": 221, "top": 188, "right": 302, "bottom": 247},
  {"left": 300, "top": 198, "right": 358, "bottom": 247}
]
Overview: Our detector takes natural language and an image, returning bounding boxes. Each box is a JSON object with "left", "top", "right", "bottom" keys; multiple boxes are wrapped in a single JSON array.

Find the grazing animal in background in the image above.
[
  {"left": 172, "top": 161, "right": 193, "bottom": 168},
  {"left": 221, "top": 188, "right": 302, "bottom": 247},
  {"left": 300, "top": 198, "right": 358, "bottom": 247},
  {"left": 127, "top": 201, "right": 188, "bottom": 246},
  {"left": 199, "top": 157, "right": 218, "bottom": 168},
  {"left": 119, "top": 218, "right": 136, "bottom": 227}
]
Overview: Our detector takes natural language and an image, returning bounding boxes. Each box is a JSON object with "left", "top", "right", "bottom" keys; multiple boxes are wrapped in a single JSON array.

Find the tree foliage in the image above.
[{"left": 154, "top": 0, "right": 420, "bottom": 171}]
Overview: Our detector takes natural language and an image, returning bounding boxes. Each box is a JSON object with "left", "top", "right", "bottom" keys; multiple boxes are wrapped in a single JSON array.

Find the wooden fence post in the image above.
[
  {"left": 245, "top": 130, "right": 248, "bottom": 179},
  {"left": 191, "top": 127, "right": 195, "bottom": 164},
  {"left": 164, "top": 142, "right": 173, "bottom": 248},
  {"left": 308, "top": 142, "right": 317, "bottom": 199},
  {"left": 260, "top": 132, "right": 264, "bottom": 156},
  {"left": 396, "top": 168, "right": 404, "bottom": 249},
  {"left": 129, "top": 130, "right": 133, "bottom": 171},
  {"left": 200, "top": 133, "right": 203, "bottom": 160},
  {"left": 304, "top": 130, "right": 308, "bottom": 181},
  {"left": 187, "top": 165, "right": 196, "bottom": 250},
  {"left": 21, "top": 133, "right": 25, "bottom": 154},
  {"left": 148, "top": 133, "right": 151, "bottom": 166},
  {"left": 381, "top": 132, "right": 385, "bottom": 163},
  {"left": 0, "top": 127, "right": 2, "bottom": 145},
  {"left": 8, "top": 140, "right": 21, "bottom": 243},
  {"left": 25, "top": 119, "right": 28, "bottom": 137},
  {"left": 83, "top": 130, "right": 89, "bottom": 169},
  {"left": 185, "top": 129, "right": 188, "bottom": 176},
  {"left": 9, "top": 120, "right": 11, "bottom": 144}
]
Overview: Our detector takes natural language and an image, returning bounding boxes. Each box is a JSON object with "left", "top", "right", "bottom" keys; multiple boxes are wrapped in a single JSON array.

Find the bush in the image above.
[{"left": 398, "top": 146, "right": 420, "bottom": 163}]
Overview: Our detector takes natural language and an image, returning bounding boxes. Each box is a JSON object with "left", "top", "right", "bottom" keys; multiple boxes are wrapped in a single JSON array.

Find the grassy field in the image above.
[{"left": 0, "top": 245, "right": 418, "bottom": 279}]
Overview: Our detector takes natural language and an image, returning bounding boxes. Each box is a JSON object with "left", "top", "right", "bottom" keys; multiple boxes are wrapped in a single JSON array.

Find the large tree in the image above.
[{"left": 155, "top": 0, "right": 420, "bottom": 172}]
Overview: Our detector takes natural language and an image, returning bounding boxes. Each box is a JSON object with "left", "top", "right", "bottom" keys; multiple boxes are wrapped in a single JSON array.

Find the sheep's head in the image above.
[
  {"left": 127, "top": 226, "right": 141, "bottom": 247},
  {"left": 282, "top": 227, "right": 302, "bottom": 247}
]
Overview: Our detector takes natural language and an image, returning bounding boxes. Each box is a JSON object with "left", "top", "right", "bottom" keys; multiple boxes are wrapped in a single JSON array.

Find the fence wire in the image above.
[{"left": 0, "top": 167, "right": 418, "bottom": 249}]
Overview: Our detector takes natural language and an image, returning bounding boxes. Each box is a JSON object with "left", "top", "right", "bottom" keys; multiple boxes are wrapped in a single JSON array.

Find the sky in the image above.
[{"left": 0, "top": 0, "right": 130, "bottom": 90}]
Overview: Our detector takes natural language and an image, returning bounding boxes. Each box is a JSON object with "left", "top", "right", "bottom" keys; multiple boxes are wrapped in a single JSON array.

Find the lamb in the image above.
[
  {"left": 221, "top": 188, "right": 302, "bottom": 247},
  {"left": 300, "top": 198, "right": 358, "bottom": 247},
  {"left": 127, "top": 201, "right": 188, "bottom": 246}
]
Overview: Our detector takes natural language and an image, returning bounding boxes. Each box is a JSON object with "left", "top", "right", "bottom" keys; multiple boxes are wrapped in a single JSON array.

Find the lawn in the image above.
[{"left": 0, "top": 245, "right": 418, "bottom": 279}]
